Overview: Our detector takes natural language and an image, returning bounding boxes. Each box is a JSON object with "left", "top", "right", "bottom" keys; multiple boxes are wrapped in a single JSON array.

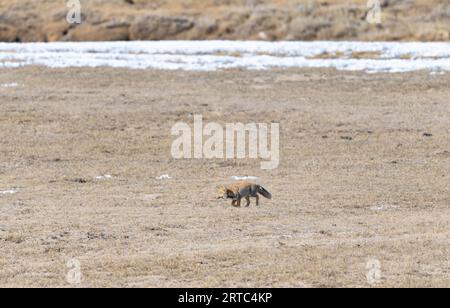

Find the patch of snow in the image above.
[
  {"left": 156, "top": 174, "right": 172, "bottom": 180},
  {"left": 0, "top": 83, "right": 19, "bottom": 88},
  {"left": 430, "top": 71, "right": 445, "bottom": 76},
  {"left": 231, "top": 176, "right": 259, "bottom": 181},
  {"left": 369, "top": 204, "right": 399, "bottom": 211},
  {"left": 94, "top": 174, "right": 113, "bottom": 180},
  {"left": 0, "top": 189, "right": 18, "bottom": 195},
  {"left": 0, "top": 41, "right": 449, "bottom": 73}
]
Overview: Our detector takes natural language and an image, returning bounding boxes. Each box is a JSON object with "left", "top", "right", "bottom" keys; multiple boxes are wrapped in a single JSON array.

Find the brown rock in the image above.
[
  {"left": 64, "top": 22, "right": 130, "bottom": 41},
  {"left": 0, "top": 0, "right": 448, "bottom": 42},
  {"left": 42, "top": 22, "right": 70, "bottom": 42},
  {"left": 237, "top": 8, "right": 290, "bottom": 40},
  {"left": 0, "top": 25, "right": 18, "bottom": 42},
  {"left": 17, "top": 26, "right": 47, "bottom": 42},
  {"left": 288, "top": 17, "right": 332, "bottom": 40},
  {"left": 129, "top": 14, "right": 194, "bottom": 40},
  {"left": 184, "top": 16, "right": 218, "bottom": 39}
]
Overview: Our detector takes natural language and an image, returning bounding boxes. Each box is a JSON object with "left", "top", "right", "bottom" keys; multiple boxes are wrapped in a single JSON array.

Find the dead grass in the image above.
[{"left": 0, "top": 67, "right": 449, "bottom": 287}]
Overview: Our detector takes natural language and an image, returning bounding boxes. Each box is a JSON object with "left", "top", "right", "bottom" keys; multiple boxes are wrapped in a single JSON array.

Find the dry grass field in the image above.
[{"left": 0, "top": 67, "right": 449, "bottom": 287}]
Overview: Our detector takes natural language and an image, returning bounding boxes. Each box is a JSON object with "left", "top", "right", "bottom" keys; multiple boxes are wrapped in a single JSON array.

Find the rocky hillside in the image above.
[{"left": 0, "top": 0, "right": 448, "bottom": 42}]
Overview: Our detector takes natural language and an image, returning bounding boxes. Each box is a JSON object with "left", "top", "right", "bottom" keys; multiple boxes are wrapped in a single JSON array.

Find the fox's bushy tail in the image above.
[{"left": 257, "top": 185, "right": 272, "bottom": 199}]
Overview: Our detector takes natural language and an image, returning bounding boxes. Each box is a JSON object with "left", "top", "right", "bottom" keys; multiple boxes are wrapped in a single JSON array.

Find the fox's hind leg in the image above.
[
  {"left": 255, "top": 195, "right": 259, "bottom": 206},
  {"left": 245, "top": 196, "right": 251, "bottom": 207}
]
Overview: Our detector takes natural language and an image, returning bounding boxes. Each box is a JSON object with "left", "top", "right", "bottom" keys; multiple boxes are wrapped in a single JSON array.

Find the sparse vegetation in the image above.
[
  {"left": 0, "top": 0, "right": 448, "bottom": 42},
  {"left": 0, "top": 67, "right": 449, "bottom": 287}
]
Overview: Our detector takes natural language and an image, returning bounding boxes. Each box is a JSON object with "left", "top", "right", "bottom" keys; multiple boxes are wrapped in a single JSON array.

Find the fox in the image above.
[{"left": 217, "top": 181, "right": 272, "bottom": 207}]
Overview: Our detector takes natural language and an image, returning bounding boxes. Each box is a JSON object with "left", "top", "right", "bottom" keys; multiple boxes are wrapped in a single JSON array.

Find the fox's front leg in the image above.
[
  {"left": 236, "top": 197, "right": 242, "bottom": 207},
  {"left": 231, "top": 199, "right": 242, "bottom": 207},
  {"left": 245, "top": 196, "right": 251, "bottom": 207}
]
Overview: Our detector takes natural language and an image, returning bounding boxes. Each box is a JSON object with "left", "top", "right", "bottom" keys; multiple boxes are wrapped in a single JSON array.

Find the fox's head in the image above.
[{"left": 216, "top": 186, "right": 229, "bottom": 199}]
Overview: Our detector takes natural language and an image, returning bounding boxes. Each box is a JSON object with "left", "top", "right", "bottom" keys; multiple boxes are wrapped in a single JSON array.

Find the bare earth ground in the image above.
[{"left": 0, "top": 67, "right": 449, "bottom": 287}]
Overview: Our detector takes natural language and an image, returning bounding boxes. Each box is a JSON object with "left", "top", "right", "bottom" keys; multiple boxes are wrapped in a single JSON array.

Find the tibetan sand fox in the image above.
[{"left": 217, "top": 181, "right": 272, "bottom": 207}]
